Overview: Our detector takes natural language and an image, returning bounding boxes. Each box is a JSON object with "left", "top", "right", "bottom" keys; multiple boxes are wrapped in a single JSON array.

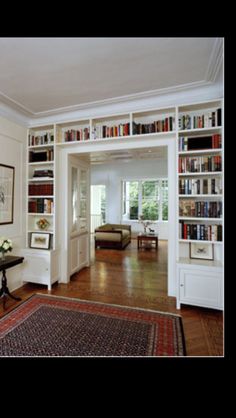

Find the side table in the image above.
[
  {"left": 0, "top": 255, "right": 24, "bottom": 309},
  {"left": 137, "top": 234, "right": 158, "bottom": 251}
]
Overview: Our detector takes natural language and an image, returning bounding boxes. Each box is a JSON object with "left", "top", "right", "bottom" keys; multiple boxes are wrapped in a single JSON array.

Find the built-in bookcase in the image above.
[
  {"left": 23, "top": 100, "right": 223, "bottom": 303},
  {"left": 22, "top": 124, "right": 60, "bottom": 290},
  {"left": 27, "top": 125, "right": 56, "bottom": 250},
  {"left": 56, "top": 107, "right": 176, "bottom": 144},
  {"left": 176, "top": 99, "right": 223, "bottom": 310}
]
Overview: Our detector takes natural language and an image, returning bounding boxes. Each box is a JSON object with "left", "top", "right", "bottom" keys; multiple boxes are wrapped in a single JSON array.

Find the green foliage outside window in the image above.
[{"left": 123, "top": 179, "right": 168, "bottom": 221}]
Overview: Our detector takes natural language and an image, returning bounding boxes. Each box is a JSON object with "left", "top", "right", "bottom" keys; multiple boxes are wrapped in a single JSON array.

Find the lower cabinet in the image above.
[
  {"left": 70, "top": 233, "right": 89, "bottom": 275},
  {"left": 176, "top": 262, "right": 223, "bottom": 310},
  {"left": 22, "top": 248, "right": 60, "bottom": 291}
]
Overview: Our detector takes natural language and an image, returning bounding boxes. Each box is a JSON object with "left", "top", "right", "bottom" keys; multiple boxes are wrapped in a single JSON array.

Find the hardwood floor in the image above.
[{"left": 0, "top": 238, "right": 223, "bottom": 356}]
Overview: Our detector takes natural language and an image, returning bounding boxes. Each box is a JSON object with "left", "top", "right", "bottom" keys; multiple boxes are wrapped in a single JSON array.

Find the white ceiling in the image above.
[{"left": 0, "top": 37, "right": 223, "bottom": 116}]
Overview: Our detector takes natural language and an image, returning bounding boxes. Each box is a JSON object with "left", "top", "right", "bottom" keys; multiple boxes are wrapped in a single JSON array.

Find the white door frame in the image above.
[{"left": 58, "top": 135, "right": 177, "bottom": 297}]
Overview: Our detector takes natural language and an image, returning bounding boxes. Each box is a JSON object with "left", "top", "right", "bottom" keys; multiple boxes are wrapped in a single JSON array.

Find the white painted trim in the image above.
[
  {"left": 0, "top": 102, "right": 29, "bottom": 127},
  {"left": 0, "top": 80, "right": 211, "bottom": 119},
  {"left": 0, "top": 90, "right": 33, "bottom": 115},
  {"left": 1, "top": 81, "right": 223, "bottom": 128},
  {"left": 31, "top": 81, "right": 211, "bottom": 117},
  {"left": 58, "top": 135, "right": 176, "bottom": 297},
  {"left": 205, "top": 38, "right": 223, "bottom": 83}
]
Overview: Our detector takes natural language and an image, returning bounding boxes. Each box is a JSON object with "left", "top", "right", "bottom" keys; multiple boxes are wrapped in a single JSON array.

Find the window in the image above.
[
  {"left": 71, "top": 167, "right": 78, "bottom": 232},
  {"left": 91, "top": 185, "right": 106, "bottom": 232},
  {"left": 122, "top": 179, "right": 168, "bottom": 221}
]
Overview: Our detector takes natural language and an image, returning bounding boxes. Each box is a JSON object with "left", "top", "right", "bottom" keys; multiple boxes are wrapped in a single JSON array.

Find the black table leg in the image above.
[{"left": 0, "top": 269, "right": 21, "bottom": 308}]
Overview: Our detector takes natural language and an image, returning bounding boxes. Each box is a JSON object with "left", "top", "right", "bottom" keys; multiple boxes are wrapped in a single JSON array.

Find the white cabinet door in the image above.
[
  {"left": 179, "top": 268, "right": 223, "bottom": 309},
  {"left": 22, "top": 249, "right": 60, "bottom": 291},
  {"left": 69, "top": 156, "right": 90, "bottom": 278},
  {"left": 23, "top": 253, "right": 50, "bottom": 285},
  {"left": 70, "top": 233, "right": 89, "bottom": 275},
  {"left": 78, "top": 234, "right": 88, "bottom": 267},
  {"left": 70, "top": 237, "right": 80, "bottom": 274}
]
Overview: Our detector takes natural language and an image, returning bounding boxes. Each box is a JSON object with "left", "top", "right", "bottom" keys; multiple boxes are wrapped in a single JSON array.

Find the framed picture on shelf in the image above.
[
  {"left": 30, "top": 232, "right": 51, "bottom": 250},
  {"left": 189, "top": 242, "right": 214, "bottom": 261},
  {"left": 0, "top": 164, "right": 15, "bottom": 225}
]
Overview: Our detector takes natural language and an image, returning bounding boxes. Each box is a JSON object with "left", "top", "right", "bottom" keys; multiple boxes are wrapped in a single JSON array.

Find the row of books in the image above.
[
  {"left": 179, "top": 222, "right": 222, "bottom": 241},
  {"left": 64, "top": 128, "right": 90, "bottom": 142},
  {"left": 179, "top": 178, "right": 222, "bottom": 195},
  {"left": 178, "top": 109, "right": 221, "bottom": 130},
  {"left": 178, "top": 134, "right": 222, "bottom": 151},
  {"left": 92, "top": 123, "right": 130, "bottom": 139},
  {"left": 133, "top": 117, "right": 174, "bottom": 135},
  {"left": 29, "top": 149, "right": 54, "bottom": 163},
  {"left": 28, "top": 132, "right": 54, "bottom": 147},
  {"left": 28, "top": 198, "right": 54, "bottom": 214},
  {"left": 28, "top": 184, "right": 54, "bottom": 196},
  {"left": 178, "top": 155, "right": 222, "bottom": 173},
  {"left": 179, "top": 200, "right": 222, "bottom": 218},
  {"left": 33, "top": 169, "right": 53, "bottom": 178}
]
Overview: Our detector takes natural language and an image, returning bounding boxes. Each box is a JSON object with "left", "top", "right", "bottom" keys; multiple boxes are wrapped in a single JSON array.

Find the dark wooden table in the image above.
[
  {"left": 137, "top": 233, "right": 158, "bottom": 251},
  {"left": 0, "top": 255, "right": 24, "bottom": 309}
]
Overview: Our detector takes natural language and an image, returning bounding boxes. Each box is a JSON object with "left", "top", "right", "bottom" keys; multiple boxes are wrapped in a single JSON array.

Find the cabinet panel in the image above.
[
  {"left": 179, "top": 267, "right": 223, "bottom": 309},
  {"left": 78, "top": 234, "right": 88, "bottom": 266},
  {"left": 70, "top": 237, "right": 79, "bottom": 274},
  {"left": 23, "top": 254, "right": 50, "bottom": 284},
  {"left": 70, "top": 234, "right": 89, "bottom": 275},
  {"left": 22, "top": 249, "right": 60, "bottom": 290}
]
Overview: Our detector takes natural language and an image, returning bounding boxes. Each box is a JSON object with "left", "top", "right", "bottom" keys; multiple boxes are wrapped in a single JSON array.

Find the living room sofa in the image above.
[{"left": 94, "top": 224, "right": 131, "bottom": 250}]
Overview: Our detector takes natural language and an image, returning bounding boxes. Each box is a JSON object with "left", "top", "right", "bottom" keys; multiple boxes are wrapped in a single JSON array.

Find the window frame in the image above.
[{"left": 121, "top": 178, "right": 168, "bottom": 222}]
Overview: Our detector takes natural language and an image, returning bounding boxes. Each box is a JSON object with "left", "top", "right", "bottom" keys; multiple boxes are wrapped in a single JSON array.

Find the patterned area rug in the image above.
[{"left": 0, "top": 294, "right": 186, "bottom": 357}]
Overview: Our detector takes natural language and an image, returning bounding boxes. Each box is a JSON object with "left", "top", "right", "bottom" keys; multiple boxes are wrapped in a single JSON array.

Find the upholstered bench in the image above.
[{"left": 94, "top": 224, "right": 131, "bottom": 249}]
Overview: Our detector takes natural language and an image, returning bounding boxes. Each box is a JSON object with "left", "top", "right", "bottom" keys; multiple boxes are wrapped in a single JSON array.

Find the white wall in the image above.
[
  {"left": 91, "top": 157, "right": 168, "bottom": 239},
  {"left": 0, "top": 116, "right": 27, "bottom": 291}
]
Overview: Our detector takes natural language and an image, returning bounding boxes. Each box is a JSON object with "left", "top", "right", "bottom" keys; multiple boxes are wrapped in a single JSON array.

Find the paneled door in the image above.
[{"left": 68, "top": 156, "right": 90, "bottom": 275}]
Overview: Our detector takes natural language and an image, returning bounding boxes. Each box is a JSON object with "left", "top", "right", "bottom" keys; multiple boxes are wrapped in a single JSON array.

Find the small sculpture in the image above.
[{"left": 37, "top": 218, "right": 50, "bottom": 230}]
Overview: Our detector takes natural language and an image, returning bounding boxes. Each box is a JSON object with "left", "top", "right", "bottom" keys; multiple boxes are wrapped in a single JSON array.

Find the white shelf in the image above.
[
  {"left": 28, "top": 144, "right": 54, "bottom": 149},
  {"left": 28, "top": 229, "right": 54, "bottom": 234},
  {"left": 179, "top": 239, "right": 223, "bottom": 244},
  {"left": 179, "top": 194, "right": 222, "bottom": 198},
  {"left": 178, "top": 171, "right": 222, "bottom": 176},
  {"left": 28, "top": 177, "right": 54, "bottom": 182},
  {"left": 28, "top": 213, "right": 54, "bottom": 216},
  {"left": 56, "top": 130, "right": 174, "bottom": 146},
  {"left": 179, "top": 217, "right": 222, "bottom": 221},
  {"left": 178, "top": 148, "right": 222, "bottom": 156},
  {"left": 178, "top": 127, "right": 222, "bottom": 134},
  {"left": 28, "top": 195, "right": 54, "bottom": 198},
  {"left": 28, "top": 161, "right": 54, "bottom": 166}
]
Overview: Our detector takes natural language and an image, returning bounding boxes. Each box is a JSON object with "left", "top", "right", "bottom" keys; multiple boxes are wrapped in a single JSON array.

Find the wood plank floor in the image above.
[{"left": 0, "top": 238, "right": 223, "bottom": 356}]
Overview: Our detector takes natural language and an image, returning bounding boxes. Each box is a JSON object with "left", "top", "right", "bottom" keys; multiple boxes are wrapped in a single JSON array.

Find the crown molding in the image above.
[
  {"left": 0, "top": 90, "right": 33, "bottom": 116},
  {"left": 1, "top": 79, "right": 213, "bottom": 123},
  {"left": 29, "top": 80, "right": 212, "bottom": 118},
  {"left": 205, "top": 38, "right": 223, "bottom": 83},
  {"left": 27, "top": 81, "right": 223, "bottom": 128},
  {"left": 0, "top": 101, "right": 29, "bottom": 126},
  {"left": 0, "top": 79, "right": 223, "bottom": 128}
]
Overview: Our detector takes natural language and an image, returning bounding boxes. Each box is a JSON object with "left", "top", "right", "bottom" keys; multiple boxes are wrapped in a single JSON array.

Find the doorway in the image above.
[{"left": 60, "top": 139, "right": 176, "bottom": 298}]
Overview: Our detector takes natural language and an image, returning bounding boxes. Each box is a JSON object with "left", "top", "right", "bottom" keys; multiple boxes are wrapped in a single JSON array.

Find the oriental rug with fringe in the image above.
[{"left": 0, "top": 294, "right": 186, "bottom": 357}]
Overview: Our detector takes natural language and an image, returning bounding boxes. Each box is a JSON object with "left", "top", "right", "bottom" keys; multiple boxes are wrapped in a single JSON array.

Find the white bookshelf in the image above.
[
  {"left": 22, "top": 100, "right": 224, "bottom": 300},
  {"left": 23, "top": 124, "right": 60, "bottom": 290},
  {"left": 176, "top": 99, "right": 223, "bottom": 310}
]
